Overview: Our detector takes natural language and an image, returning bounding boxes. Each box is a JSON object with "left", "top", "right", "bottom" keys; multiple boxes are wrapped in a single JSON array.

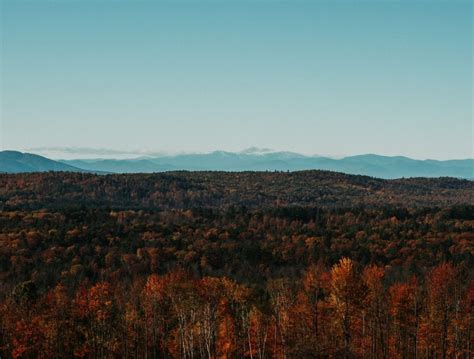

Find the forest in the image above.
[{"left": 0, "top": 171, "right": 473, "bottom": 358}]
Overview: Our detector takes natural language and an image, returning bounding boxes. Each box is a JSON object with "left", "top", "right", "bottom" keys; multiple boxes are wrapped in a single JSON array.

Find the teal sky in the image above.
[{"left": 1, "top": 0, "right": 472, "bottom": 160}]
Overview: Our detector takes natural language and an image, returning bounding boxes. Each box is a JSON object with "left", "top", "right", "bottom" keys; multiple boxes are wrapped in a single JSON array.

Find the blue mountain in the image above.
[
  {"left": 2, "top": 150, "right": 472, "bottom": 179},
  {"left": 0, "top": 151, "right": 84, "bottom": 173}
]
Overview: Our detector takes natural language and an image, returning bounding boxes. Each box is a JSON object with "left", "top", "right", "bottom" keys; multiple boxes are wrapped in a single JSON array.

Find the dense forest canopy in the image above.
[
  {"left": 0, "top": 171, "right": 473, "bottom": 358},
  {"left": 0, "top": 171, "right": 472, "bottom": 210}
]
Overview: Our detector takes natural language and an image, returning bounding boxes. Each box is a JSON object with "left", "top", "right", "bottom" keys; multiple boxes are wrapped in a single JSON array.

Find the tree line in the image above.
[{"left": 1, "top": 259, "right": 472, "bottom": 358}]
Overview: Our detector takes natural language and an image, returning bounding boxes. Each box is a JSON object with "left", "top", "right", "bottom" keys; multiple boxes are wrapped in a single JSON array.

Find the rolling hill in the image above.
[{"left": 0, "top": 151, "right": 84, "bottom": 173}]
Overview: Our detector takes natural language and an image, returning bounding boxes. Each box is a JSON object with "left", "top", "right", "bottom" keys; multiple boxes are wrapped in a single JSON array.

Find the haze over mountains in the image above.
[{"left": 0, "top": 149, "right": 472, "bottom": 179}]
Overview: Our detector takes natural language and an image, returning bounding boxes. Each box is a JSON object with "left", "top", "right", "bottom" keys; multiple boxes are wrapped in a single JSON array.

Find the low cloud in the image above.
[{"left": 25, "top": 147, "right": 165, "bottom": 160}]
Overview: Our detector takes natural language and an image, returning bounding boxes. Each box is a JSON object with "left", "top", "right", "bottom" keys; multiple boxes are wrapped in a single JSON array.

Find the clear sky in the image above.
[{"left": 1, "top": 0, "right": 472, "bottom": 160}]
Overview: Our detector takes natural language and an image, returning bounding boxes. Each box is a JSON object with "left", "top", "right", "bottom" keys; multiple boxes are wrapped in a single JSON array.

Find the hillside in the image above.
[
  {"left": 0, "top": 151, "right": 83, "bottom": 173},
  {"left": 0, "top": 171, "right": 472, "bottom": 210}
]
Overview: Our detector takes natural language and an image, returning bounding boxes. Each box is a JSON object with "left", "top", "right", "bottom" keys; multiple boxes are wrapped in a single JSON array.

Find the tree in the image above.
[
  {"left": 422, "top": 263, "right": 457, "bottom": 359},
  {"left": 362, "top": 265, "right": 388, "bottom": 359},
  {"left": 329, "top": 257, "right": 366, "bottom": 358},
  {"left": 389, "top": 277, "right": 420, "bottom": 358},
  {"left": 73, "top": 282, "right": 119, "bottom": 358}
]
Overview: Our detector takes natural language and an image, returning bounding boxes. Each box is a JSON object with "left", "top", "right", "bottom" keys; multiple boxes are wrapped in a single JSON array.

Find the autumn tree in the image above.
[
  {"left": 422, "top": 263, "right": 458, "bottom": 358},
  {"left": 362, "top": 265, "right": 389, "bottom": 359},
  {"left": 329, "top": 257, "right": 366, "bottom": 358},
  {"left": 73, "top": 282, "right": 119, "bottom": 358},
  {"left": 389, "top": 277, "right": 420, "bottom": 359}
]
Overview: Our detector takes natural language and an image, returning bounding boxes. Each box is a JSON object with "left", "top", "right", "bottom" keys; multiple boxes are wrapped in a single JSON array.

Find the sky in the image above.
[{"left": 0, "top": 0, "right": 472, "bottom": 160}]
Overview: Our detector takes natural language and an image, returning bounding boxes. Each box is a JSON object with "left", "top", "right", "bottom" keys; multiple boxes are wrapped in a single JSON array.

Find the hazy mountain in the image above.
[
  {"left": 2, "top": 150, "right": 472, "bottom": 178},
  {"left": 57, "top": 151, "right": 474, "bottom": 179},
  {"left": 0, "top": 151, "right": 84, "bottom": 173},
  {"left": 64, "top": 159, "right": 175, "bottom": 174}
]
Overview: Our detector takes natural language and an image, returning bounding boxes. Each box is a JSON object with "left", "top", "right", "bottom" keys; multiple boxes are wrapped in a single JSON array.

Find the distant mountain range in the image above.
[{"left": 1, "top": 150, "right": 473, "bottom": 179}]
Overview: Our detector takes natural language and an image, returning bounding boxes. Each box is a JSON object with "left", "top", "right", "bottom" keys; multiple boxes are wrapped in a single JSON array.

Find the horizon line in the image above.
[{"left": 2, "top": 147, "right": 473, "bottom": 162}]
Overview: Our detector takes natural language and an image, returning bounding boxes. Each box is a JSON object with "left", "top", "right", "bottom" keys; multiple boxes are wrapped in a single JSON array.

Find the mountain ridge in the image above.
[
  {"left": 0, "top": 150, "right": 85, "bottom": 173},
  {"left": 1, "top": 150, "right": 472, "bottom": 179}
]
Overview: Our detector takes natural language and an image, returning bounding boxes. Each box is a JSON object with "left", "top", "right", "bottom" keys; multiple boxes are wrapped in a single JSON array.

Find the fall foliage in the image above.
[{"left": 0, "top": 172, "right": 472, "bottom": 358}]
